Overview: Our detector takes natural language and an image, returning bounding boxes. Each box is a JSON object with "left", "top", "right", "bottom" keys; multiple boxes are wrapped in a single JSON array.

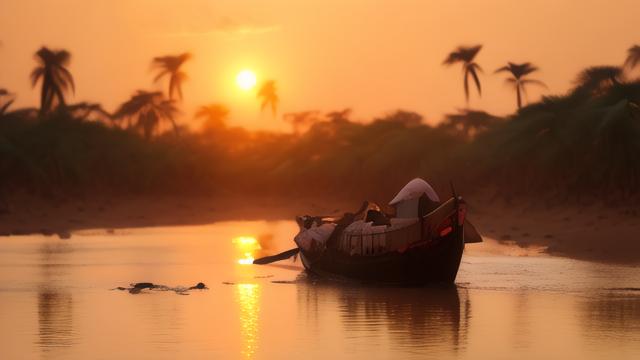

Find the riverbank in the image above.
[
  {"left": 467, "top": 192, "right": 640, "bottom": 264},
  {"left": 0, "top": 193, "right": 638, "bottom": 264},
  {"left": 0, "top": 194, "right": 353, "bottom": 237}
]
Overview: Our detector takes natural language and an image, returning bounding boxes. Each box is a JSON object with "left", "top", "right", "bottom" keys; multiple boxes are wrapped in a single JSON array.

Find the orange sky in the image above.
[{"left": 0, "top": 0, "right": 638, "bottom": 131}]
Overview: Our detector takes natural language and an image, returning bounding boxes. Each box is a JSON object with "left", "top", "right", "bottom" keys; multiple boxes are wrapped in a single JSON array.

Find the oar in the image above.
[{"left": 253, "top": 248, "right": 300, "bottom": 265}]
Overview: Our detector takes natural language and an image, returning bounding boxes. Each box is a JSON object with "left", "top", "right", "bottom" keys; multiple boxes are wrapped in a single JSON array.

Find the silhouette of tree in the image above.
[
  {"left": 196, "top": 104, "right": 229, "bottom": 132},
  {"left": 443, "top": 45, "right": 483, "bottom": 104},
  {"left": 624, "top": 45, "right": 640, "bottom": 70},
  {"left": 30, "top": 47, "right": 74, "bottom": 114},
  {"left": 573, "top": 66, "right": 623, "bottom": 95},
  {"left": 258, "top": 80, "right": 278, "bottom": 116},
  {"left": 440, "top": 109, "right": 501, "bottom": 139},
  {"left": 374, "top": 110, "right": 423, "bottom": 127},
  {"left": 283, "top": 110, "right": 322, "bottom": 134},
  {"left": 65, "top": 102, "right": 112, "bottom": 124},
  {"left": 326, "top": 108, "right": 352, "bottom": 123},
  {"left": 152, "top": 53, "right": 191, "bottom": 101},
  {"left": 495, "top": 62, "right": 546, "bottom": 109},
  {"left": 114, "top": 90, "right": 178, "bottom": 139}
]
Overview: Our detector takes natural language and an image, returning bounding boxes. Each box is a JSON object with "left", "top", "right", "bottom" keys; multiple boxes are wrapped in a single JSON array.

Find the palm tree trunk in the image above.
[
  {"left": 169, "top": 76, "right": 175, "bottom": 101},
  {"left": 463, "top": 70, "right": 470, "bottom": 105},
  {"left": 516, "top": 83, "right": 522, "bottom": 109},
  {"left": 40, "top": 74, "right": 52, "bottom": 115}
]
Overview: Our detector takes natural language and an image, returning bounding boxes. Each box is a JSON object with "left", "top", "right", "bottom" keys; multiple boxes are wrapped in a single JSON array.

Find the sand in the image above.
[{"left": 0, "top": 193, "right": 638, "bottom": 264}]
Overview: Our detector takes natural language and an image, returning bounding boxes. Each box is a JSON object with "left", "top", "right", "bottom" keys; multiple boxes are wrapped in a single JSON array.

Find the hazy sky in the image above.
[{"left": 0, "top": 0, "right": 638, "bottom": 130}]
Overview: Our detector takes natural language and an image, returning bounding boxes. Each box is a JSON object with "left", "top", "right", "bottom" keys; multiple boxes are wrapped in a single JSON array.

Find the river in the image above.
[{"left": 0, "top": 221, "right": 638, "bottom": 359}]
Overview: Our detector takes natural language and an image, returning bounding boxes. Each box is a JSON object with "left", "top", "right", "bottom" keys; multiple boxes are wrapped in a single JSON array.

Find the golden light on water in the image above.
[
  {"left": 238, "top": 252, "right": 255, "bottom": 265},
  {"left": 233, "top": 236, "right": 261, "bottom": 265},
  {"left": 236, "top": 283, "right": 261, "bottom": 359},
  {"left": 233, "top": 236, "right": 259, "bottom": 246},
  {"left": 236, "top": 70, "right": 257, "bottom": 91}
]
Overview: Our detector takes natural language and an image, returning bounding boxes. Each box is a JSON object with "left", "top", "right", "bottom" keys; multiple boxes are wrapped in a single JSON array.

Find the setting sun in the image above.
[{"left": 236, "top": 70, "right": 257, "bottom": 91}]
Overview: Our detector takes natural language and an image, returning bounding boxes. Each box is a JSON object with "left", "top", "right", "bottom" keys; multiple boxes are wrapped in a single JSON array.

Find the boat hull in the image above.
[{"left": 299, "top": 225, "right": 465, "bottom": 285}]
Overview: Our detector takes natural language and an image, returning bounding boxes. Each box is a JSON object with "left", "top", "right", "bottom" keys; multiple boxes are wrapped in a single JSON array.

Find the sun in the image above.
[{"left": 236, "top": 70, "right": 257, "bottom": 91}]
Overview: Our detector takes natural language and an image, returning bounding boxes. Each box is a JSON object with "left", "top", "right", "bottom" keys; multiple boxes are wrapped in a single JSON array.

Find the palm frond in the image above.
[
  {"left": 468, "top": 66, "right": 482, "bottom": 96},
  {"left": 153, "top": 70, "right": 169, "bottom": 83},
  {"left": 443, "top": 44, "right": 482, "bottom": 65},
  {"left": 30, "top": 68, "right": 44, "bottom": 87},
  {"left": 521, "top": 79, "right": 548, "bottom": 89},
  {"left": 0, "top": 99, "right": 14, "bottom": 114},
  {"left": 624, "top": 45, "right": 640, "bottom": 69}
]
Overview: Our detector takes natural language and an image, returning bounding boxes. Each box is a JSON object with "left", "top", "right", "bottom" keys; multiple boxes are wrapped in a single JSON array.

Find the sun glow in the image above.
[
  {"left": 238, "top": 252, "right": 255, "bottom": 265},
  {"left": 233, "top": 236, "right": 261, "bottom": 265},
  {"left": 236, "top": 70, "right": 257, "bottom": 91}
]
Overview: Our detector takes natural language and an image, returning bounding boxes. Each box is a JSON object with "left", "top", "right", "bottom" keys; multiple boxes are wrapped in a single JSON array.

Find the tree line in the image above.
[
  {"left": 2, "top": 44, "right": 640, "bottom": 136},
  {"left": 1, "top": 44, "right": 640, "bottom": 202}
]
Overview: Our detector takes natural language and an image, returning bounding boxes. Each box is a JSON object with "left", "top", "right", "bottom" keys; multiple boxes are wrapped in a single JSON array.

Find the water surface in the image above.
[{"left": 0, "top": 221, "right": 638, "bottom": 359}]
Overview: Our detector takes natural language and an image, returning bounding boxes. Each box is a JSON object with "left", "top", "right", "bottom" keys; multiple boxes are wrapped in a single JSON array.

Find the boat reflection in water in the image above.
[
  {"left": 297, "top": 278, "right": 470, "bottom": 354},
  {"left": 37, "top": 242, "right": 77, "bottom": 356},
  {"left": 580, "top": 291, "right": 640, "bottom": 342}
]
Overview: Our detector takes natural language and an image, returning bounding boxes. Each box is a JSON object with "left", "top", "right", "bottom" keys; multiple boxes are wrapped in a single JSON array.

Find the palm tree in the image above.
[
  {"left": 443, "top": 45, "right": 483, "bottom": 104},
  {"left": 258, "top": 80, "right": 278, "bottom": 116},
  {"left": 573, "top": 66, "right": 623, "bottom": 95},
  {"left": 624, "top": 45, "right": 640, "bottom": 70},
  {"left": 114, "top": 90, "right": 178, "bottom": 139},
  {"left": 152, "top": 53, "right": 191, "bottom": 101},
  {"left": 196, "top": 104, "right": 229, "bottom": 132},
  {"left": 495, "top": 62, "right": 546, "bottom": 109},
  {"left": 30, "top": 47, "right": 75, "bottom": 114}
]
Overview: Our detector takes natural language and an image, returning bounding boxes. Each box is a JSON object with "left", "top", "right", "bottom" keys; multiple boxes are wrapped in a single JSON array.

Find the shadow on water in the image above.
[
  {"left": 296, "top": 277, "right": 470, "bottom": 352},
  {"left": 36, "top": 241, "right": 77, "bottom": 355}
]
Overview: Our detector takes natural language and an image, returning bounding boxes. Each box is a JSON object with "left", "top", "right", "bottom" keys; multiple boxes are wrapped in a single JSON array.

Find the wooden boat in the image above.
[
  {"left": 254, "top": 178, "right": 482, "bottom": 285},
  {"left": 300, "top": 197, "right": 476, "bottom": 285}
]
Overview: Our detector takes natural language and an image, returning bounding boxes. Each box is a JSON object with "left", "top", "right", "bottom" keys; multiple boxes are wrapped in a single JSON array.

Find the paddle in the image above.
[{"left": 252, "top": 248, "right": 300, "bottom": 265}]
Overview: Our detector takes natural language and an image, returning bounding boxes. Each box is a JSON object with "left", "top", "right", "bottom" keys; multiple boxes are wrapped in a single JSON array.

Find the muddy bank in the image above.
[
  {"left": 467, "top": 193, "right": 640, "bottom": 264},
  {"left": 0, "top": 193, "right": 639, "bottom": 264}
]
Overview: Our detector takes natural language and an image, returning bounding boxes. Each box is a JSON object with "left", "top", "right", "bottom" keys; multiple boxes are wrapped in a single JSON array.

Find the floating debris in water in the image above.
[
  {"left": 111, "top": 282, "right": 208, "bottom": 295},
  {"left": 271, "top": 280, "right": 298, "bottom": 284}
]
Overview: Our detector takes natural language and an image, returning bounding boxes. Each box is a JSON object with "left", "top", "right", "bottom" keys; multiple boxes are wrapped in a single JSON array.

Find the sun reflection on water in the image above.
[
  {"left": 238, "top": 252, "right": 255, "bottom": 265},
  {"left": 236, "top": 283, "right": 261, "bottom": 359},
  {"left": 233, "top": 236, "right": 261, "bottom": 265}
]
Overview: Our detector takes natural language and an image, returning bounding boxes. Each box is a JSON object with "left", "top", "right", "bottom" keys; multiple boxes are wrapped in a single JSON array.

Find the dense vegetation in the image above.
[{"left": 1, "top": 45, "right": 640, "bottom": 204}]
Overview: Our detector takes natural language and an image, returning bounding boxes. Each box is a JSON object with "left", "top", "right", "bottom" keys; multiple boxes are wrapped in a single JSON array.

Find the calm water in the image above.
[{"left": 0, "top": 221, "right": 639, "bottom": 360}]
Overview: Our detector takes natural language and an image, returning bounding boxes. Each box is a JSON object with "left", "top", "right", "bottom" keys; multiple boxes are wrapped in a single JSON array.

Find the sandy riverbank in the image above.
[
  {"left": 0, "top": 193, "right": 638, "bottom": 264},
  {"left": 467, "top": 194, "right": 640, "bottom": 264}
]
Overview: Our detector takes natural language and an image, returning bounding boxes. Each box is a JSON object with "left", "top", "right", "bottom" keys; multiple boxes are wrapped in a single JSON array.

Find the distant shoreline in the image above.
[{"left": 0, "top": 193, "right": 638, "bottom": 265}]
